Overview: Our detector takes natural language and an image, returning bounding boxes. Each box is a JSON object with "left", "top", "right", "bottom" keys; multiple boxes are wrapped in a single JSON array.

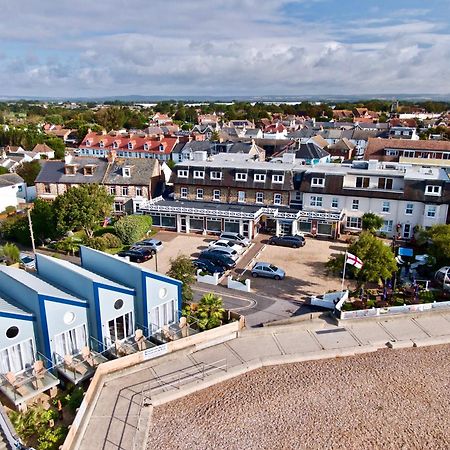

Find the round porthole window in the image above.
[
  {"left": 159, "top": 288, "right": 167, "bottom": 299},
  {"left": 6, "top": 326, "right": 19, "bottom": 339},
  {"left": 64, "top": 311, "right": 75, "bottom": 325},
  {"left": 114, "top": 299, "right": 124, "bottom": 310}
]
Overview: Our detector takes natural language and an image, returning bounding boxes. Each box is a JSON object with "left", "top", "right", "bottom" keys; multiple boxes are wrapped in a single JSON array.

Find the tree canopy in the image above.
[
  {"left": 53, "top": 184, "right": 113, "bottom": 238},
  {"left": 422, "top": 225, "right": 450, "bottom": 267},
  {"left": 167, "top": 254, "right": 196, "bottom": 304},
  {"left": 361, "top": 213, "right": 384, "bottom": 233},
  {"left": 16, "top": 160, "right": 42, "bottom": 186},
  {"left": 113, "top": 215, "right": 152, "bottom": 245}
]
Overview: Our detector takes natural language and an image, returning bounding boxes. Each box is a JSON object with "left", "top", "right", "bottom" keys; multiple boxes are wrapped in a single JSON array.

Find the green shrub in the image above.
[
  {"left": 65, "top": 386, "right": 85, "bottom": 414},
  {"left": 114, "top": 215, "right": 152, "bottom": 245},
  {"left": 4, "top": 205, "right": 17, "bottom": 215},
  {"left": 101, "top": 232, "right": 122, "bottom": 249},
  {"left": 83, "top": 236, "right": 108, "bottom": 251},
  {"left": 0, "top": 214, "right": 31, "bottom": 245},
  {"left": 37, "top": 425, "right": 67, "bottom": 450},
  {"left": 0, "top": 242, "right": 21, "bottom": 265}
]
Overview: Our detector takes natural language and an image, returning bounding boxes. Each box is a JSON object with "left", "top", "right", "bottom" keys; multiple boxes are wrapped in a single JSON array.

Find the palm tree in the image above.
[{"left": 196, "top": 293, "right": 225, "bottom": 330}]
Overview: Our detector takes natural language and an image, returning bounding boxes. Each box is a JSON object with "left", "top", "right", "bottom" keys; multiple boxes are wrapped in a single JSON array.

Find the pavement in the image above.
[{"left": 77, "top": 310, "right": 450, "bottom": 450}]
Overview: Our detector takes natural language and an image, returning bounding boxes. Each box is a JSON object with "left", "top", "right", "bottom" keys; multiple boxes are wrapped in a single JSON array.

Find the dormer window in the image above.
[
  {"left": 122, "top": 167, "right": 131, "bottom": 177},
  {"left": 159, "top": 144, "right": 164, "bottom": 152},
  {"left": 64, "top": 164, "right": 78, "bottom": 176},
  {"left": 178, "top": 170, "right": 188, "bottom": 178},
  {"left": 85, "top": 140, "right": 91, "bottom": 147},
  {"left": 272, "top": 174, "right": 284, "bottom": 184},
  {"left": 311, "top": 177, "right": 325, "bottom": 187},
  {"left": 235, "top": 173, "right": 248, "bottom": 182},
  {"left": 99, "top": 141, "right": 105, "bottom": 148},
  {"left": 128, "top": 142, "right": 133, "bottom": 150},
  {"left": 425, "top": 185, "right": 441, "bottom": 196},
  {"left": 113, "top": 141, "right": 119, "bottom": 149},
  {"left": 144, "top": 143, "right": 149, "bottom": 151},
  {"left": 83, "top": 164, "right": 97, "bottom": 176},
  {"left": 193, "top": 170, "right": 205, "bottom": 179}
]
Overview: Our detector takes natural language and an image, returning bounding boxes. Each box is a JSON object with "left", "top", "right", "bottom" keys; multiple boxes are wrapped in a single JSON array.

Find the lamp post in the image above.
[{"left": 26, "top": 207, "right": 36, "bottom": 254}]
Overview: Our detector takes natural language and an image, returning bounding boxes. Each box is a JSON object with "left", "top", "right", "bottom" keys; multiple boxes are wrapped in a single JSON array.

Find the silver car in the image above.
[
  {"left": 132, "top": 238, "right": 164, "bottom": 254},
  {"left": 251, "top": 262, "right": 285, "bottom": 280}
]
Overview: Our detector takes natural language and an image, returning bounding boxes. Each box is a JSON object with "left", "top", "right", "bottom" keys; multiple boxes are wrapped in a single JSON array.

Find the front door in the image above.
[
  {"left": 106, "top": 311, "right": 134, "bottom": 345},
  {"left": 242, "top": 222, "right": 249, "bottom": 238},
  {"left": 180, "top": 217, "right": 187, "bottom": 233},
  {"left": 403, "top": 224, "right": 411, "bottom": 239}
]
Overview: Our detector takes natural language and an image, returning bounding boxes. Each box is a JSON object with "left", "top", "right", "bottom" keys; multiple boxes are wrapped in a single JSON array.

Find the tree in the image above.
[
  {"left": 113, "top": 215, "right": 152, "bottom": 245},
  {"left": 0, "top": 214, "right": 31, "bottom": 245},
  {"left": 16, "top": 160, "right": 42, "bottom": 186},
  {"left": 0, "top": 243, "right": 21, "bottom": 265},
  {"left": 45, "top": 137, "right": 65, "bottom": 159},
  {"left": 0, "top": 167, "right": 8, "bottom": 175},
  {"left": 31, "top": 199, "right": 58, "bottom": 244},
  {"left": 348, "top": 232, "right": 397, "bottom": 286},
  {"left": 423, "top": 224, "right": 450, "bottom": 267},
  {"left": 361, "top": 213, "right": 384, "bottom": 233},
  {"left": 194, "top": 293, "right": 225, "bottom": 330},
  {"left": 167, "top": 254, "right": 196, "bottom": 304},
  {"left": 53, "top": 184, "right": 113, "bottom": 238}
]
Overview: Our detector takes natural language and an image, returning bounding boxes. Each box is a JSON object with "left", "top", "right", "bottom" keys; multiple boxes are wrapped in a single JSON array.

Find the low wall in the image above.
[
  {"left": 310, "top": 291, "right": 348, "bottom": 310},
  {"left": 62, "top": 318, "right": 243, "bottom": 450},
  {"left": 338, "top": 300, "right": 450, "bottom": 320},
  {"left": 196, "top": 270, "right": 219, "bottom": 286},
  {"left": 227, "top": 276, "right": 251, "bottom": 292}
]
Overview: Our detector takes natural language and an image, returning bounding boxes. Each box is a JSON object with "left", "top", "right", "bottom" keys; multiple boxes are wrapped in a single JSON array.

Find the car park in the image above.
[
  {"left": 132, "top": 238, "right": 164, "bottom": 254},
  {"left": 268, "top": 235, "right": 306, "bottom": 248},
  {"left": 208, "top": 239, "right": 244, "bottom": 254},
  {"left": 199, "top": 251, "right": 236, "bottom": 269},
  {"left": 203, "top": 247, "right": 239, "bottom": 261},
  {"left": 118, "top": 248, "right": 153, "bottom": 263},
  {"left": 193, "top": 259, "right": 225, "bottom": 276},
  {"left": 251, "top": 262, "right": 285, "bottom": 280},
  {"left": 219, "top": 232, "right": 251, "bottom": 247}
]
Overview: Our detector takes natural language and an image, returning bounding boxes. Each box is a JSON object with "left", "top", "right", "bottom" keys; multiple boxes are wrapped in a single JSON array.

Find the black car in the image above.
[
  {"left": 193, "top": 259, "right": 225, "bottom": 276},
  {"left": 268, "top": 235, "right": 306, "bottom": 248},
  {"left": 199, "top": 251, "right": 236, "bottom": 269},
  {"left": 117, "top": 248, "right": 153, "bottom": 263}
]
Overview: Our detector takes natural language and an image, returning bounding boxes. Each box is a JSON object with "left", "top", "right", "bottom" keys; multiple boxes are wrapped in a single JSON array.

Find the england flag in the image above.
[{"left": 346, "top": 252, "right": 363, "bottom": 269}]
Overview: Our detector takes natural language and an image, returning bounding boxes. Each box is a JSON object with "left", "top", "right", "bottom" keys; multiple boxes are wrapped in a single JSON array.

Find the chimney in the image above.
[{"left": 64, "top": 154, "right": 73, "bottom": 165}]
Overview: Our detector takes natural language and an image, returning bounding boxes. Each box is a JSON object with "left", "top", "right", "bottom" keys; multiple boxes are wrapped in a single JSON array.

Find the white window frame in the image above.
[
  {"left": 193, "top": 170, "right": 205, "bottom": 179},
  {"left": 178, "top": 170, "right": 188, "bottom": 178},
  {"left": 331, "top": 198, "right": 339, "bottom": 208},
  {"left": 180, "top": 187, "right": 188, "bottom": 199},
  {"left": 425, "top": 185, "right": 441, "bottom": 196},
  {"left": 109, "top": 186, "right": 116, "bottom": 195},
  {"left": 381, "top": 220, "right": 394, "bottom": 232},
  {"left": 196, "top": 188, "right": 203, "bottom": 200},
  {"left": 310, "top": 196, "right": 322, "bottom": 207},
  {"left": 273, "top": 193, "right": 282, "bottom": 205},
  {"left": 235, "top": 173, "right": 248, "bottom": 182},
  {"left": 272, "top": 174, "right": 284, "bottom": 184},
  {"left": 382, "top": 201, "right": 390, "bottom": 213},
  {"left": 237, "top": 191, "right": 246, "bottom": 203},
  {"left": 210, "top": 171, "right": 222, "bottom": 180},
  {"left": 405, "top": 203, "right": 414, "bottom": 215},
  {"left": 426, "top": 205, "right": 437, "bottom": 218},
  {"left": 352, "top": 199, "right": 359, "bottom": 210},
  {"left": 254, "top": 174, "right": 266, "bottom": 183},
  {"left": 121, "top": 186, "right": 128, "bottom": 196},
  {"left": 255, "top": 192, "right": 264, "bottom": 204},
  {"left": 213, "top": 189, "right": 221, "bottom": 201},
  {"left": 136, "top": 187, "right": 143, "bottom": 197},
  {"left": 311, "top": 177, "right": 325, "bottom": 187},
  {"left": 0, "top": 338, "right": 35, "bottom": 375},
  {"left": 346, "top": 217, "right": 362, "bottom": 229}
]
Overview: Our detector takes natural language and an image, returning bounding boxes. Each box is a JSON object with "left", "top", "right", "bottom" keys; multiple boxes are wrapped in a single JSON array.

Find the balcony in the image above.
[{"left": 0, "top": 354, "right": 59, "bottom": 407}]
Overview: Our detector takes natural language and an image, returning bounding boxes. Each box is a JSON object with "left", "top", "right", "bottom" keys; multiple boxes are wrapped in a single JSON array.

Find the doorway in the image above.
[{"left": 403, "top": 224, "right": 411, "bottom": 239}]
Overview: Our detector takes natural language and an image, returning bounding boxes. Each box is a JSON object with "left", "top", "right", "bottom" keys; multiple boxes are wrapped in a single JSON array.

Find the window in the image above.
[
  {"left": 136, "top": 187, "right": 143, "bottom": 197},
  {"left": 346, "top": 217, "right": 362, "bottom": 229},
  {"left": 256, "top": 192, "right": 264, "bottom": 204},
  {"left": 355, "top": 177, "right": 370, "bottom": 188},
  {"left": 121, "top": 187, "right": 128, "bottom": 196},
  {"left": 193, "top": 170, "right": 205, "bottom": 179},
  {"left": 273, "top": 193, "right": 282, "bottom": 205},
  {"left": 149, "top": 299, "right": 176, "bottom": 334},
  {"left": 404, "top": 150, "right": 415, "bottom": 158},
  {"left": 109, "top": 186, "right": 116, "bottom": 195},
  {"left": 238, "top": 191, "right": 246, "bottom": 203},
  {"left": 210, "top": 171, "right": 222, "bottom": 180},
  {"left": 310, "top": 196, "right": 322, "bottom": 207},
  {"left": 17, "top": 186, "right": 23, "bottom": 192},
  {"left": 99, "top": 141, "right": 105, "bottom": 148},
  {"left": 272, "top": 174, "right": 284, "bottom": 183},
  {"left": 180, "top": 187, "right": 188, "bottom": 199},
  {"left": 382, "top": 201, "right": 390, "bottom": 213},
  {"left": 196, "top": 188, "right": 203, "bottom": 200},
  {"left": 122, "top": 167, "right": 131, "bottom": 177},
  {"left": 378, "top": 178, "right": 393, "bottom": 190},
  {"left": 159, "top": 144, "right": 164, "bottom": 152},
  {"left": 381, "top": 220, "right": 394, "bottom": 232},
  {"left": 254, "top": 174, "right": 266, "bottom": 183},
  {"left": 331, "top": 198, "right": 339, "bottom": 208},
  {"left": 44, "top": 185, "right": 51, "bottom": 194},
  {"left": 213, "top": 189, "right": 221, "bottom": 201},
  {"left": 128, "top": 142, "right": 133, "bottom": 149},
  {"left": 311, "top": 177, "right": 325, "bottom": 187},
  {"left": 143, "top": 143, "right": 149, "bottom": 150},
  {"left": 107, "top": 311, "right": 134, "bottom": 344},
  {"left": 426, "top": 205, "right": 437, "bottom": 218},
  {"left": 114, "top": 202, "right": 124, "bottom": 213},
  {"left": 405, "top": 203, "right": 414, "bottom": 215},
  {"left": 385, "top": 149, "right": 398, "bottom": 156},
  {"left": 0, "top": 339, "right": 35, "bottom": 374},
  {"left": 352, "top": 199, "right": 359, "bottom": 210},
  {"left": 53, "top": 324, "right": 87, "bottom": 361},
  {"left": 235, "top": 173, "right": 248, "bottom": 182},
  {"left": 6, "top": 327, "right": 19, "bottom": 339},
  {"left": 178, "top": 170, "right": 188, "bottom": 178},
  {"left": 425, "top": 185, "right": 441, "bottom": 196}
]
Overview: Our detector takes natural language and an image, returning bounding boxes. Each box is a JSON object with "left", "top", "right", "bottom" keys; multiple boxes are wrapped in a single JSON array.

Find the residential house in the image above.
[
  {"left": 32, "top": 143, "right": 56, "bottom": 159},
  {"left": 0, "top": 173, "right": 27, "bottom": 212},
  {"left": 44, "top": 127, "right": 78, "bottom": 145},
  {"left": 388, "top": 127, "right": 419, "bottom": 140},
  {"left": 34, "top": 154, "right": 163, "bottom": 214},
  {"left": 274, "top": 142, "right": 331, "bottom": 165}
]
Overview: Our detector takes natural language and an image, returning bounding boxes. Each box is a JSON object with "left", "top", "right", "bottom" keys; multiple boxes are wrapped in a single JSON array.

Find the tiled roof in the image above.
[
  {"left": 33, "top": 143, "right": 55, "bottom": 153},
  {"left": 0, "top": 173, "right": 24, "bottom": 187}
]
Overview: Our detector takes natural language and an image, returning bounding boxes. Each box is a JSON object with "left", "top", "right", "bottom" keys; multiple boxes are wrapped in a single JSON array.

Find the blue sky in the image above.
[{"left": 1, "top": 0, "right": 449, "bottom": 97}]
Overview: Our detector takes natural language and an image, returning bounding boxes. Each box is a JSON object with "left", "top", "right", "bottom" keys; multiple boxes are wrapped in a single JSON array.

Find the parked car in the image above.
[
  {"left": 19, "top": 253, "right": 35, "bottom": 270},
  {"left": 131, "top": 238, "right": 163, "bottom": 254},
  {"left": 219, "top": 232, "right": 251, "bottom": 247},
  {"left": 208, "top": 239, "right": 244, "bottom": 254},
  {"left": 193, "top": 259, "right": 225, "bottom": 276},
  {"left": 203, "top": 247, "right": 239, "bottom": 261},
  {"left": 199, "top": 251, "right": 236, "bottom": 269},
  {"left": 251, "top": 262, "right": 285, "bottom": 280},
  {"left": 117, "top": 248, "right": 153, "bottom": 263},
  {"left": 268, "top": 235, "right": 305, "bottom": 248}
]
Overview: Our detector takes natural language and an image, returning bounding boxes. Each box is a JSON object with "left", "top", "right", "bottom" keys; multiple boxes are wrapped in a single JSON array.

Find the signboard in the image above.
[
  {"left": 143, "top": 343, "right": 169, "bottom": 361},
  {"left": 398, "top": 247, "right": 414, "bottom": 257}
]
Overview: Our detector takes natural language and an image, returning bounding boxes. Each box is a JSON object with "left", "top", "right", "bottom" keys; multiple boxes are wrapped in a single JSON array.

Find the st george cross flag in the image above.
[{"left": 346, "top": 252, "right": 363, "bottom": 269}]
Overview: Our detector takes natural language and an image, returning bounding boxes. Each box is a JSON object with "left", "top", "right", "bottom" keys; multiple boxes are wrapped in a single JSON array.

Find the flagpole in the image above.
[{"left": 341, "top": 251, "right": 347, "bottom": 291}]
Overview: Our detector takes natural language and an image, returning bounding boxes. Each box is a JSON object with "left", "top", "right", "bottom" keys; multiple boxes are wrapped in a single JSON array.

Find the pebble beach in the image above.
[{"left": 147, "top": 345, "right": 450, "bottom": 450}]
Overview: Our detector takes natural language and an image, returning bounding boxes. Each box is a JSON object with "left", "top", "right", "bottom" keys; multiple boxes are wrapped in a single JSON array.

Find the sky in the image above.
[{"left": 1, "top": 0, "right": 450, "bottom": 98}]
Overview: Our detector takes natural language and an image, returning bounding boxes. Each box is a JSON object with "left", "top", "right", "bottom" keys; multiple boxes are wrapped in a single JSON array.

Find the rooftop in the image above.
[{"left": 0, "top": 295, "right": 34, "bottom": 317}]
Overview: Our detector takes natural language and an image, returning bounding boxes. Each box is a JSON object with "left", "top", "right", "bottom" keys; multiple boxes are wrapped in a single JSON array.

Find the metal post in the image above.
[
  {"left": 27, "top": 208, "right": 36, "bottom": 254},
  {"left": 341, "top": 251, "right": 347, "bottom": 291},
  {"left": 155, "top": 251, "right": 158, "bottom": 272}
]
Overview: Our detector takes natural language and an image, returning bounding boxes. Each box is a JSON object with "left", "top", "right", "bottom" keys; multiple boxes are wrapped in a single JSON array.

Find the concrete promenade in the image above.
[{"left": 77, "top": 310, "right": 450, "bottom": 450}]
